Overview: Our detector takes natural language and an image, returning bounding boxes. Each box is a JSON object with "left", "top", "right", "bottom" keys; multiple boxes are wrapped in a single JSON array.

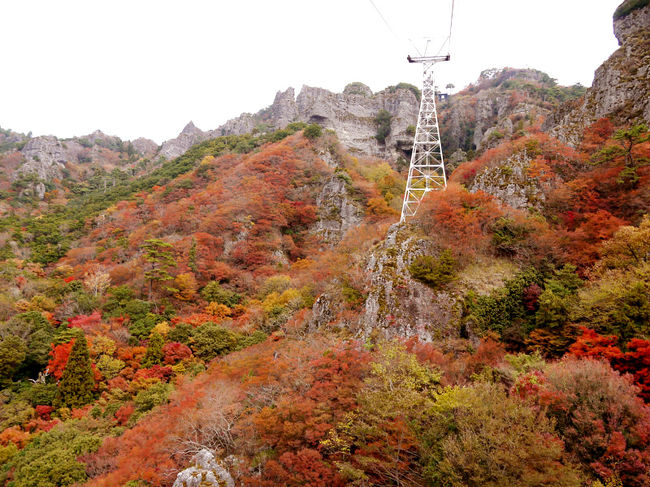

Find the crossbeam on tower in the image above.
[{"left": 400, "top": 55, "right": 449, "bottom": 222}]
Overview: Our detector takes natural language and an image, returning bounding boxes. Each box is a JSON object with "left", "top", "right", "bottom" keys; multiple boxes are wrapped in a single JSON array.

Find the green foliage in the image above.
[
  {"left": 613, "top": 0, "right": 649, "bottom": 20},
  {"left": 535, "top": 265, "right": 582, "bottom": 329},
  {"left": 55, "top": 335, "right": 95, "bottom": 409},
  {"left": 303, "top": 124, "right": 322, "bottom": 139},
  {"left": 141, "top": 239, "right": 176, "bottom": 298},
  {"left": 572, "top": 264, "right": 650, "bottom": 340},
  {"left": 422, "top": 383, "right": 583, "bottom": 486},
  {"left": 167, "top": 322, "right": 193, "bottom": 344},
  {"left": 191, "top": 322, "right": 240, "bottom": 361},
  {"left": 491, "top": 217, "right": 531, "bottom": 256},
  {"left": 128, "top": 313, "right": 163, "bottom": 340},
  {"left": 325, "top": 343, "right": 440, "bottom": 485},
  {"left": 102, "top": 285, "right": 135, "bottom": 317},
  {"left": 503, "top": 351, "right": 546, "bottom": 378},
  {"left": 258, "top": 275, "right": 291, "bottom": 298},
  {"left": 374, "top": 109, "right": 392, "bottom": 144},
  {"left": 406, "top": 124, "right": 416, "bottom": 136},
  {"left": 95, "top": 355, "right": 125, "bottom": 380},
  {"left": 133, "top": 381, "right": 172, "bottom": 415},
  {"left": 124, "top": 299, "right": 153, "bottom": 322},
  {"left": 6, "top": 419, "right": 105, "bottom": 487},
  {"left": 201, "top": 282, "right": 243, "bottom": 307},
  {"left": 2, "top": 311, "right": 54, "bottom": 375},
  {"left": 235, "top": 330, "right": 268, "bottom": 350},
  {"left": 0, "top": 336, "right": 26, "bottom": 384},
  {"left": 344, "top": 82, "right": 371, "bottom": 96},
  {"left": 464, "top": 268, "right": 543, "bottom": 336},
  {"left": 141, "top": 333, "right": 164, "bottom": 368},
  {"left": 408, "top": 250, "right": 457, "bottom": 288},
  {"left": 25, "top": 382, "right": 58, "bottom": 406}
]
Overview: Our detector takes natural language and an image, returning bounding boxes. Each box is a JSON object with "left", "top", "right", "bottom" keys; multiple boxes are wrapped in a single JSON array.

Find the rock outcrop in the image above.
[
  {"left": 467, "top": 151, "right": 548, "bottom": 211},
  {"left": 439, "top": 68, "right": 563, "bottom": 156},
  {"left": 214, "top": 83, "right": 419, "bottom": 159},
  {"left": 546, "top": 3, "right": 650, "bottom": 144},
  {"left": 19, "top": 136, "right": 67, "bottom": 180},
  {"left": 159, "top": 121, "right": 209, "bottom": 160},
  {"left": 172, "top": 449, "right": 234, "bottom": 487},
  {"left": 362, "top": 224, "right": 459, "bottom": 340},
  {"left": 313, "top": 173, "right": 364, "bottom": 244}
]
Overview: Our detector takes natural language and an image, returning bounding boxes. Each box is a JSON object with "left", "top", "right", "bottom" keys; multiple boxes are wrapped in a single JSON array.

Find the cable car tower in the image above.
[{"left": 400, "top": 52, "right": 450, "bottom": 222}]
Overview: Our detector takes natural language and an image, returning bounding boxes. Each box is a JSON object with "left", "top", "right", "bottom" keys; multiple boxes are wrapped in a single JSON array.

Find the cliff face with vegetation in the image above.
[
  {"left": 0, "top": 2, "right": 649, "bottom": 486},
  {"left": 546, "top": 1, "right": 650, "bottom": 144}
]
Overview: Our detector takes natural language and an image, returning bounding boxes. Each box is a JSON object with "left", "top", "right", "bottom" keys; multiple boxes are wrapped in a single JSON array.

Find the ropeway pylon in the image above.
[{"left": 400, "top": 54, "right": 450, "bottom": 222}]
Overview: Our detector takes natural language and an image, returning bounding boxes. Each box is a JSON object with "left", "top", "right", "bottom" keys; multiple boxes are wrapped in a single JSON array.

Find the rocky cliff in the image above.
[
  {"left": 439, "top": 68, "right": 585, "bottom": 168},
  {"left": 546, "top": 2, "right": 650, "bottom": 144}
]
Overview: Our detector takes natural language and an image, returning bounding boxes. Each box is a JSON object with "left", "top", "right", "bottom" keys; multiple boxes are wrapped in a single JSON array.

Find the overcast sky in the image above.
[{"left": 1, "top": 0, "right": 621, "bottom": 143}]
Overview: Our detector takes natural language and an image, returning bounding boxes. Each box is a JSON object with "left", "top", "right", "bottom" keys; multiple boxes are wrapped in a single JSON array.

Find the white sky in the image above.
[{"left": 1, "top": 0, "right": 622, "bottom": 144}]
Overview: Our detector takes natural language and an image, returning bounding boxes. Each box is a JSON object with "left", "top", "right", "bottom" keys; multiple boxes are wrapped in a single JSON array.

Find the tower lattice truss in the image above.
[{"left": 400, "top": 66, "right": 447, "bottom": 222}]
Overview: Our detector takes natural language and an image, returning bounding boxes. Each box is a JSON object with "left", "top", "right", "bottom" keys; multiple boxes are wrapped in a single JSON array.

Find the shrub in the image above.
[
  {"left": 537, "top": 358, "right": 650, "bottom": 485},
  {"left": 408, "top": 249, "right": 457, "bottom": 288},
  {"left": 375, "top": 109, "right": 392, "bottom": 144},
  {"left": 303, "top": 124, "right": 322, "bottom": 139},
  {"left": 200, "top": 281, "right": 243, "bottom": 307},
  {"left": 422, "top": 382, "right": 583, "bottom": 486},
  {"left": 191, "top": 322, "right": 240, "bottom": 361},
  {"left": 613, "top": 0, "right": 649, "bottom": 20}
]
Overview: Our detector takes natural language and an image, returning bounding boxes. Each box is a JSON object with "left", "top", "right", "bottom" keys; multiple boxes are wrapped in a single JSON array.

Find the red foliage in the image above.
[
  {"left": 47, "top": 340, "right": 74, "bottom": 380},
  {"left": 255, "top": 449, "right": 344, "bottom": 487},
  {"left": 68, "top": 311, "right": 103, "bottom": 331},
  {"left": 133, "top": 365, "right": 173, "bottom": 382},
  {"left": 522, "top": 283, "right": 542, "bottom": 311},
  {"left": 570, "top": 328, "right": 650, "bottom": 402},
  {"left": 35, "top": 405, "right": 54, "bottom": 420},
  {"left": 114, "top": 403, "right": 135, "bottom": 426},
  {"left": 162, "top": 342, "right": 192, "bottom": 365}
]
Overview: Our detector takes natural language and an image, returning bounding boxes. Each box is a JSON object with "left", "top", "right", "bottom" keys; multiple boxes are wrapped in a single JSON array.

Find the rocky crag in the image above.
[
  {"left": 215, "top": 83, "right": 420, "bottom": 160},
  {"left": 546, "top": 1, "right": 650, "bottom": 144},
  {"left": 439, "top": 68, "right": 586, "bottom": 169}
]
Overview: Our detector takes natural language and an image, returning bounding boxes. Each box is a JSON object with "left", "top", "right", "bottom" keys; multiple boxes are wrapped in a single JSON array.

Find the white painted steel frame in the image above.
[{"left": 400, "top": 60, "right": 448, "bottom": 222}]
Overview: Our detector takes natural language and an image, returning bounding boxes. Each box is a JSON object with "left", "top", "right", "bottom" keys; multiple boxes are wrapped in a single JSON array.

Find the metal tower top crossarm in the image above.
[
  {"left": 400, "top": 53, "right": 450, "bottom": 222},
  {"left": 407, "top": 54, "right": 450, "bottom": 64}
]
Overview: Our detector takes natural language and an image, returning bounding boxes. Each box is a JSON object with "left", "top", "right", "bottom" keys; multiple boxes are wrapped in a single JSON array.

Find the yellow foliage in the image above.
[
  {"left": 292, "top": 258, "right": 315, "bottom": 270},
  {"left": 205, "top": 302, "right": 232, "bottom": 319},
  {"left": 152, "top": 321, "right": 171, "bottom": 337},
  {"left": 90, "top": 336, "right": 116, "bottom": 357},
  {"left": 262, "top": 288, "right": 302, "bottom": 313},
  {"left": 30, "top": 294, "right": 56, "bottom": 312},
  {"left": 174, "top": 273, "right": 198, "bottom": 301}
]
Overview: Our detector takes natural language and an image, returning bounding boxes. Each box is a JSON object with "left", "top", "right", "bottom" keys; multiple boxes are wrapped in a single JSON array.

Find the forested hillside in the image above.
[{"left": 0, "top": 2, "right": 648, "bottom": 486}]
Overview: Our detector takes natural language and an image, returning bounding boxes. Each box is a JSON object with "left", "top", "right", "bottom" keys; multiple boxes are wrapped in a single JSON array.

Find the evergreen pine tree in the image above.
[
  {"left": 55, "top": 335, "right": 95, "bottom": 409},
  {"left": 142, "top": 332, "right": 164, "bottom": 368}
]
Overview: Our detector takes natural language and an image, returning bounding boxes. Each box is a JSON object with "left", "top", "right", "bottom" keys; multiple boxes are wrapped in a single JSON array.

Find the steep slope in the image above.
[
  {"left": 546, "top": 1, "right": 650, "bottom": 144},
  {"left": 439, "top": 68, "right": 586, "bottom": 169}
]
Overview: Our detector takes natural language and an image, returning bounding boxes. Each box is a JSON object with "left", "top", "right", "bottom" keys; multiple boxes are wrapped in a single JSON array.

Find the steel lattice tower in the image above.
[{"left": 400, "top": 54, "right": 450, "bottom": 222}]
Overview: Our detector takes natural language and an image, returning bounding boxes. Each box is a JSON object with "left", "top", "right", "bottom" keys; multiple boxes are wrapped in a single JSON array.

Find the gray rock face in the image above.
[
  {"left": 216, "top": 84, "right": 419, "bottom": 159},
  {"left": 546, "top": 4, "right": 650, "bottom": 144},
  {"left": 131, "top": 137, "right": 159, "bottom": 155},
  {"left": 467, "top": 151, "right": 548, "bottom": 211},
  {"left": 19, "top": 136, "right": 66, "bottom": 180},
  {"left": 313, "top": 175, "right": 364, "bottom": 244},
  {"left": 172, "top": 449, "right": 234, "bottom": 487},
  {"left": 159, "top": 121, "right": 209, "bottom": 160},
  {"left": 362, "top": 224, "right": 459, "bottom": 340},
  {"left": 440, "top": 70, "right": 552, "bottom": 156}
]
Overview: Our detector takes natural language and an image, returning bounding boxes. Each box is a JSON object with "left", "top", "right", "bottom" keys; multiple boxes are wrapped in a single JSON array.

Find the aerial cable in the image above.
[
  {"left": 447, "top": 0, "right": 455, "bottom": 53},
  {"left": 368, "top": 0, "right": 400, "bottom": 40},
  {"left": 368, "top": 0, "right": 424, "bottom": 56}
]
